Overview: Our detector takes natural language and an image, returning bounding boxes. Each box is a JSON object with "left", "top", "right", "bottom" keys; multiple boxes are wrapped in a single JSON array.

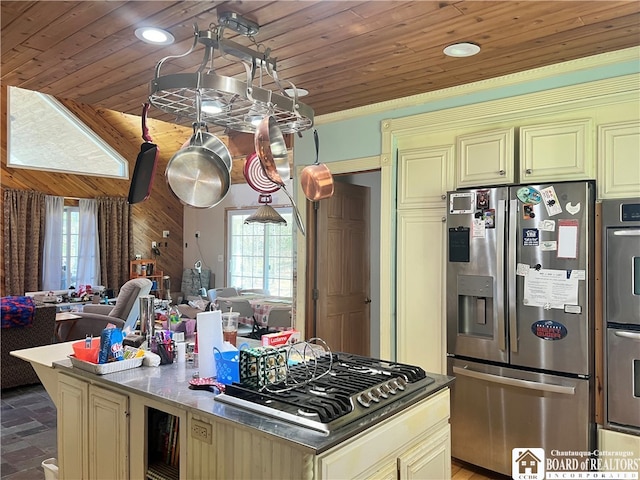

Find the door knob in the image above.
[
  {"left": 364, "top": 298, "right": 372, "bottom": 304},
  {"left": 441, "top": 194, "right": 446, "bottom": 200},
  {"left": 525, "top": 169, "right": 532, "bottom": 174},
  {"left": 498, "top": 170, "right": 506, "bottom": 176}
]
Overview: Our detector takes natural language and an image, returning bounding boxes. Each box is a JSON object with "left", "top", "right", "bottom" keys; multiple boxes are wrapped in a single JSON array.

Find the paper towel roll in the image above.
[{"left": 196, "top": 310, "right": 223, "bottom": 378}]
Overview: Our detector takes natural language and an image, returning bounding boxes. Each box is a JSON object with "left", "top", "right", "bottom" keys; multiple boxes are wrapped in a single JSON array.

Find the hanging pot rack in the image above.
[{"left": 148, "top": 15, "right": 314, "bottom": 135}]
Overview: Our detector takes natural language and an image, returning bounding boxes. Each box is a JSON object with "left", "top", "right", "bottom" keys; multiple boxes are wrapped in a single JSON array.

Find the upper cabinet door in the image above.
[
  {"left": 520, "top": 118, "right": 594, "bottom": 182},
  {"left": 456, "top": 128, "right": 515, "bottom": 188},
  {"left": 597, "top": 120, "right": 640, "bottom": 199},
  {"left": 398, "top": 145, "right": 454, "bottom": 209}
]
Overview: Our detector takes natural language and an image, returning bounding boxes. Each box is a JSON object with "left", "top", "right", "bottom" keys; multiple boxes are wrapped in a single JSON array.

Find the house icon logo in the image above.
[{"left": 512, "top": 448, "right": 545, "bottom": 480}]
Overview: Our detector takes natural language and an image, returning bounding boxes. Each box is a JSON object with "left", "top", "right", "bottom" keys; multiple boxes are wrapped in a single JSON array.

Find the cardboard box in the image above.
[{"left": 261, "top": 329, "right": 301, "bottom": 347}]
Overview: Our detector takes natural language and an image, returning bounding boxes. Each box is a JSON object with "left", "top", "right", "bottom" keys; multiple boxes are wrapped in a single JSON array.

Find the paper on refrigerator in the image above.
[{"left": 522, "top": 268, "right": 579, "bottom": 309}]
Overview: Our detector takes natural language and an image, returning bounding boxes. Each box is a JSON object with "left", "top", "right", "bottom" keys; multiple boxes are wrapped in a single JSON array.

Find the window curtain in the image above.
[
  {"left": 96, "top": 196, "right": 132, "bottom": 293},
  {"left": 77, "top": 198, "right": 100, "bottom": 287},
  {"left": 42, "top": 195, "right": 64, "bottom": 290},
  {"left": 2, "top": 188, "right": 46, "bottom": 295}
]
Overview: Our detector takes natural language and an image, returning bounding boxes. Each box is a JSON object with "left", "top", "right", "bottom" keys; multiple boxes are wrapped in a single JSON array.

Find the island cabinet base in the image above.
[
  {"left": 316, "top": 388, "right": 450, "bottom": 480},
  {"left": 186, "top": 388, "right": 451, "bottom": 480}
]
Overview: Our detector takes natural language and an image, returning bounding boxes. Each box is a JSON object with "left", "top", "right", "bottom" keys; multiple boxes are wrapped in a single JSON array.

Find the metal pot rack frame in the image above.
[{"left": 148, "top": 22, "right": 314, "bottom": 135}]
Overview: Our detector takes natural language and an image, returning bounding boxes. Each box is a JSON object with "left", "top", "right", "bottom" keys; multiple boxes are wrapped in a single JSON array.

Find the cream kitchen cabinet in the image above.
[
  {"left": 57, "top": 373, "right": 129, "bottom": 480},
  {"left": 396, "top": 209, "right": 447, "bottom": 375},
  {"left": 597, "top": 120, "right": 640, "bottom": 198},
  {"left": 318, "top": 388, "right": 451, "bottom": 480},
  {"left": 520, "top": 118, "right": 594, "bottom": 182},
  {"left": 456, "top": 127, "right": 515, "bottom": 187},
  {"left": 398, "top": 145, "right": 454, "bottom": 209}
]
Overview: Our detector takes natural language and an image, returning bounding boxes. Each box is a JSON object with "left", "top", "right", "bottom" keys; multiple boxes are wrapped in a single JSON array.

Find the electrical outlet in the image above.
[
  {"left": 151, "top": 241, "right": 157, "bottom": 248},
  {"left": 191, "top": 419, "right": 212, "bottom": 444},
  {"left": 195, "top": 231, "right": 200, "bottom": 238},
  {"left": 217, "top": 254, "right": 223, "bottom": 262}
]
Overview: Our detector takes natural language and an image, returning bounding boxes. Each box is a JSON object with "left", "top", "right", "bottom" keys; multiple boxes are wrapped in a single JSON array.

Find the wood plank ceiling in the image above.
[{"left": 2, "top": 1, "right": 639, "bottom": 127}]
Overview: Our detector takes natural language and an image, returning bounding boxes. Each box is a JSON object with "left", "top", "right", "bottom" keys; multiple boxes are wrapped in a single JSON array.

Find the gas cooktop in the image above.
[{"left": 215, "top": 352, "right": 435, "bottom": 433}]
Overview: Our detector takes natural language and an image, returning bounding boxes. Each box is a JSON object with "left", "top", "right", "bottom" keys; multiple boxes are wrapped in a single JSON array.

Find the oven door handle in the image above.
[
  {"left": 613, "top": 331, "right": 640, "bottom": 340},
  {"left": 452, "top": 366, "right": 576, "bottom": 395},
  {"left": 612, "top": 229, "right": 640, "bottom": 236}
]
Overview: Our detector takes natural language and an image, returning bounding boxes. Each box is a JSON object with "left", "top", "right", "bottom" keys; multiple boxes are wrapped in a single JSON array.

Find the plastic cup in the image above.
[{"left": 221, "top": 312, "right": 239, "bottom": 345}]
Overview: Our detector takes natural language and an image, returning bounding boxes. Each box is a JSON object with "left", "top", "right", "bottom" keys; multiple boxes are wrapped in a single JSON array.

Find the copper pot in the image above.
[{"left": 300, "top": 129, "right": 334, "bottom": 201}]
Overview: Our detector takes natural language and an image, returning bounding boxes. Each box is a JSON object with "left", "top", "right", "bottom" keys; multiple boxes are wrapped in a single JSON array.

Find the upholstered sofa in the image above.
[{"left": 1, "top": 303, "right": 57, "bottom": 389}]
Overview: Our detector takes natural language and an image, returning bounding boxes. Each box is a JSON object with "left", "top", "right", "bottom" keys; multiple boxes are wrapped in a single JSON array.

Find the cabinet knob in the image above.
[
  {"left": 441, "top": 194, "right": 447, "bottom": 200},
  {"left": 499, "top": 170, "right": 505, "bottom": 176},
  {"left": 525, "top": 169, "right": 532, "bottom": 175},
  {"left": 442, "top": 217, "right": 447, "bottom": 222}
]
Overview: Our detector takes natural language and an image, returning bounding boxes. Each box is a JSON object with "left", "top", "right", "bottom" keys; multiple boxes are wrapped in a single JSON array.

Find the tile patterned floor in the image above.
[{"left": 1, "top": 384, "right": 56, "bottom": 480}]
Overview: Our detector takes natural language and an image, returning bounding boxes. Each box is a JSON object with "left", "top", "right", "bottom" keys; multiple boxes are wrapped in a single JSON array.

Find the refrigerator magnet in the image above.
[
  {"left": 539, "top": 186, "right": 563, "bottom": 216},
  {"left": 483, "top": 209, "right": 495, "bottom": 228},
  {"left": 449, "top": 192, "right": 475, "bottom": 214},
  {"left": 531, "top": 320, "right": 568, "bottom": 340},
  {"left": 538, "top": 219, "right": 555, "bottom": 231},
  {"left": 476, "top": 190, "right": 490, "bottom": 210},
  {"left": 516, "top": 186, "right": 542, "bottom": 204},
  {"left": 523, "top": 228, "right": 539, "bottom": 246},
  {"left": 566, "top": 202, "right": 581, "bottom": 215},
  {"left": 540, "top": 241, "right": 557, "bottom": 251},
  {"left": 557, "top": 219, "right": 579, "bottom": 259},
  {"left": 523, "top": 204, "right": 535, "bottom": 220}
]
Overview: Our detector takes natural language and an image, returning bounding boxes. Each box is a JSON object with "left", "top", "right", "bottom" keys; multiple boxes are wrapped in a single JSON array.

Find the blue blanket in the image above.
[{"left": 1, "top": 296, "right": 36, "bottom": 329}]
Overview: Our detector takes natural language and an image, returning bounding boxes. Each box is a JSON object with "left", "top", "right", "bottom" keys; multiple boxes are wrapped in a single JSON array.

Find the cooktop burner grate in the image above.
[{"left": 216, "top": 352, "right": 435, "bottom": 432}]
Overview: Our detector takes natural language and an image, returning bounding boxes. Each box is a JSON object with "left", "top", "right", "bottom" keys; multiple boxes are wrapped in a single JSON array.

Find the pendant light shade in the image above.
[{"left": 244, "top": 204, "right": 287, "bottom": 225}]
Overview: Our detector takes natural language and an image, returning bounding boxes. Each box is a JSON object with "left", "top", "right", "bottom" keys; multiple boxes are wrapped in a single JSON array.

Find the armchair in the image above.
[{"left": 57, "top": 278, "right": 152, "bottom": 341}]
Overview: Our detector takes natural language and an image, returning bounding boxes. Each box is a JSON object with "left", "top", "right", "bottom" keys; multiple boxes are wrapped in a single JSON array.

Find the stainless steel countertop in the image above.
[{"left": 53, "top": 358, "right": 454, "bottom": 454}]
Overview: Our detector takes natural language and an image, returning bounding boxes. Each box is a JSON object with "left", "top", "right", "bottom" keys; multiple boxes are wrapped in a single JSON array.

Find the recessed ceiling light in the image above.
[
  {"left": 284, "top": 87, "right": 309, "bottom": 98},
  {"left": 135, "top": 27, "right": 175, "bottom": 45},
  {"left": 443, "top": 42, "right": 480, "bottom": 58}
]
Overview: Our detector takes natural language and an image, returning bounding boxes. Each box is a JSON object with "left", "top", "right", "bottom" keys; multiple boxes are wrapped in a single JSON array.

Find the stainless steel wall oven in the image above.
[{"left": 602, "top": 198, "right": 640, "bottom": 435}]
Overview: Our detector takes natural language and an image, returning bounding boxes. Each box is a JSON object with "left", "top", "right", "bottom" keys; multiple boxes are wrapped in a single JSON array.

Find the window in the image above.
[
  {"left": 227, "top": 208, "right": 293, "bottom": 297},
  {"left": 61, "top": 206, "right": 80, "bottom": 289},
  {"left": 8, "top": 86, "right": 128, "bottom": 178}
]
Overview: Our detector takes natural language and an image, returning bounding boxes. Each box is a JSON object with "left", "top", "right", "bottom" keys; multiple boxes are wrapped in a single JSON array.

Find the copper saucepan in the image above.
[
  {"left": 300, "top": 129, "right": 334, "bottom": 201},
  {"left": 255, "top": 116, "right": 306, "bottom": 236}
]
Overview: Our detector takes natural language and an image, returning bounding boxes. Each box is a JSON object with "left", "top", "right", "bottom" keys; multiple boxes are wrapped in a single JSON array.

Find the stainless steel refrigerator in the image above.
[{"left": 446, "top": 181, "right": 595, "bottom": 475}]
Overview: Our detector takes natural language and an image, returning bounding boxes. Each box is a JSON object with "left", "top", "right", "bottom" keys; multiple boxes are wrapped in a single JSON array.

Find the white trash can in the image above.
[{"left": 41, "top": 458, "right": 58, "bottom": 480}]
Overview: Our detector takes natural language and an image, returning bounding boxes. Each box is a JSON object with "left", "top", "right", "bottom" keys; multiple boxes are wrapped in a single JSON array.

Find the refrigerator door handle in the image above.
[
  {"left": 452, "top": 366, "right": 576, "bottom": 395},
  {"left": 508, "top": 199, "right": 518, "bottom": 353},
  {"left": 496, "top": 199, "right": 507, "bottom": 351}
]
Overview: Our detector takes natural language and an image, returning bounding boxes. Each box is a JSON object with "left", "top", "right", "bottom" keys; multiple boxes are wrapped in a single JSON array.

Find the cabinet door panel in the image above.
[
  {"left": 520, "top": 119, "right": 594, "bottom": 181},
  {"left": 457, "top": 128, "right": 514, "bottom": 187},
  {"left": 398, "top": 423, "right": 451, "bottom": 480},
  {"left": 398, "top": 145, "right": 453, "bottom": 209},
  {"left": 88, "top": 385, "right": 129, "bottom": 480},
  {"left": 597, "top": 120, "right": 640, "bottom": 198},
  {"left": 58, "top": 374, "right": 88, "bottom": 480},
  {"left": 397, "top": 209, "right": 446, "bottom": 374}
]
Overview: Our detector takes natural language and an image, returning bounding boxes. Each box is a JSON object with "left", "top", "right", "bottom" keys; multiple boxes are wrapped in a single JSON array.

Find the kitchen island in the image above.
[{"left": 14, "top": 344, "right": 453, "bottom": 479}]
